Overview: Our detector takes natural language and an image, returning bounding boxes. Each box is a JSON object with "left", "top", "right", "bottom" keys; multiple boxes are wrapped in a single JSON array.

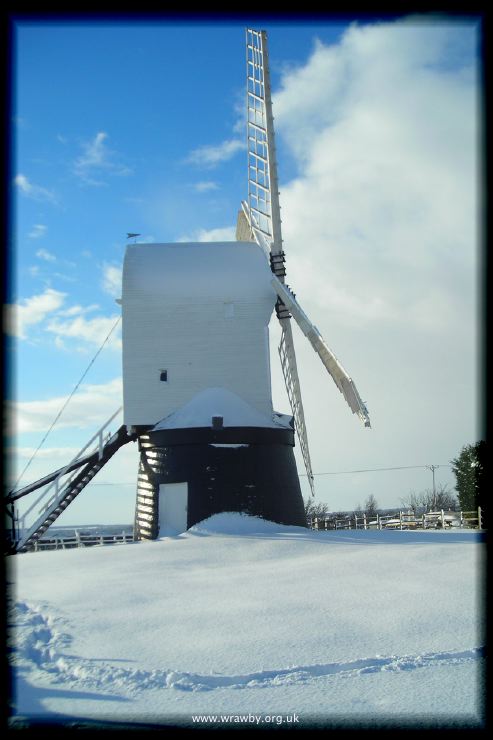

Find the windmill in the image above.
[
  {"left": 6, "top": 28, "right": 370, "bottom": 552},
  {"left": 124, "top": 28, "right": 370, "bottom": 539}
]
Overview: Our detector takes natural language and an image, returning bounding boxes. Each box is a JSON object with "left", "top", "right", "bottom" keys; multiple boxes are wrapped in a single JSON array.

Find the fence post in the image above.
[
  {"left": 364, "top": 513, "right": 367, "bottom": 530},
  {"left": 377, "top": 514, "right": 381, "bottom": 530},
  {"left": 399, "top": 510, "right": 403, "bottom": 530},
  {"left": 75, "top": 530, "right": 81, "bottom": 548},
  {"left": 441, "top": 509, "right": 445, "bottom": 529},
  {"left": 478, "top": 506, "right": 482, "bottom": 529},
  {"left": 422, "top": 513, "right": 426, "bottom": 529}
]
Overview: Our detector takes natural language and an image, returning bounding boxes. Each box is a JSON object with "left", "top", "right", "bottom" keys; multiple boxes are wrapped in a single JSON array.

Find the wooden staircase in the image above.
[{"left": 14, "top": 421, "right": 135, "bottom": 553}]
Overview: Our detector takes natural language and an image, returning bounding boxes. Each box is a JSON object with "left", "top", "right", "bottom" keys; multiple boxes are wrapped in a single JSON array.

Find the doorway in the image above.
[{"left": 158, "top": 482, "right": 188, "bottom": 536}]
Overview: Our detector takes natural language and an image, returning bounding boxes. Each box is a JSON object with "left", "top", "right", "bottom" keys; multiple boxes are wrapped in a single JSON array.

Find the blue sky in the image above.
[
  {"left": 8, "top": 15, "right": 482, "bottom": 525},
  {"left": 10, "top": 21, "right": 347, "bottom": 389}
]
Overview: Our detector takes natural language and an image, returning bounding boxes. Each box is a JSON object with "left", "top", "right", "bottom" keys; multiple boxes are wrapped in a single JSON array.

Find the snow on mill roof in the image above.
[
  {"left": 122, "top": 241, "right": 275, "bottom": 301},
  {"left": 152, "top": 387, "right": 292, "bottom": 430}
]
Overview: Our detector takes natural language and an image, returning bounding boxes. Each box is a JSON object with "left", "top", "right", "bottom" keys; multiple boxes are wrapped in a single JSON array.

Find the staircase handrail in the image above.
[{"left": 18, "top": 407, "right": 122, "bottom": 535}]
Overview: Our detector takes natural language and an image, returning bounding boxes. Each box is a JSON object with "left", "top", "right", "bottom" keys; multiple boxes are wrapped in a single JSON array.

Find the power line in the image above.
[
  {"left": 74, "top": 463, "right": 453, "bottom": 486},
  {"left": 299, "top": 464, "right": 452, "bottom": 477},
  {"left": 14, "top": 466, "right": 454, "bottom": 489},
  {"left": 13, "top": 316, "right": 122, "bottom": 491}
]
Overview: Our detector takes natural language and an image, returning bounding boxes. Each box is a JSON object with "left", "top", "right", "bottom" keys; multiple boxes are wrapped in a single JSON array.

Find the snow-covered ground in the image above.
[{"left": 7, "top": 514, "right": 485, "bottom": 729}]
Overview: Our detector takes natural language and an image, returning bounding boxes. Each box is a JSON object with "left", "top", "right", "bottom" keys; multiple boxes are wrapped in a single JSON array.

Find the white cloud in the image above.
[
  {"left": 56, "top": 304, "right": 100, "bottom": 318},
  {"left": 52, "top": 272, "right": 77, "bottom": 283},
  {"left": 5, "top": 286, "right": 118, "bottom": 349},
  {"left": 5, "top": 288, "right": 67, "bottom": 339},
  {"left": 260, "top": 19, "right": 479, "bottom": 509},
  {"left": 74, "top": 131, "right": 132, "bottom": 185},
  {"left": 273, "top": 19, "right": 477, "bottom": 335},
  {"left": 36, "top": 248, "right": 56, "bottom": 262},
  {"left": 193, "top": 181, "right": 219, "bottom": 193},
  {"left": 76, "top": 131, "right": 108, "bottom": 169},
  {"left": 9, "top": 378, "right": 123, "bottom": 434},
  {"left": 178, "top": 226, "right": 236, "bottom": 243},
  {"left": 45, "top": 313, "right": 122, "bottom": 350},
  {"left": 101, "top": 263, "right": 122, "bottom": 297},
  {"left": 186, "top": 138, "right": 245, "bottom": 168},
  {"left": 14, "top": 174, "right": 57, "bottom": 204},
  {"left": 28, "top": 224, "right": 47, "bottom": 239},
  {"left": 232, "top": 91, "right": 247, "bottom": 135}
]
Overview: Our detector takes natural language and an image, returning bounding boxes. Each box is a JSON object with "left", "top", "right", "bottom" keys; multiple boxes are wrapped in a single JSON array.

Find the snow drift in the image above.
[{"left": 7, "top": 514, "right": 485, "bottom": 728}]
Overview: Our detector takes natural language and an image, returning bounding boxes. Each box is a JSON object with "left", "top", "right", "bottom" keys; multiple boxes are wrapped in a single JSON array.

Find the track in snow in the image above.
[{"left": 9, "top": 601, "right": 485, "bottom": 695}]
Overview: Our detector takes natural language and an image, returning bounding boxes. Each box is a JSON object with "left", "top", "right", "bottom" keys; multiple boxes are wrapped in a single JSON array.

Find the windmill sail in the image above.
[
  {"left": 242, "top": 28, "right": 315, "bottom": 496},
  {"left": 272, "top": 277, "right": 371, "bottom": 427},
  {"left": 278, "top": 320, "right": 315, "bottom": 495},
  {"left": 245, "top": 29, "right": 282, "bottom": 251}
]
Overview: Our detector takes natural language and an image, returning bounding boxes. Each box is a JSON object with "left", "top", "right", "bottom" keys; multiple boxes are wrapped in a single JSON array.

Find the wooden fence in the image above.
[
  {"left": 30, "top": 530, "right": 134, "bottom": 552},
  {"left": 22, "top": 507, "right": 485, "bottom": 551},
  {"left": 308, "top": 507, "right": 483, "bottom": 531}
]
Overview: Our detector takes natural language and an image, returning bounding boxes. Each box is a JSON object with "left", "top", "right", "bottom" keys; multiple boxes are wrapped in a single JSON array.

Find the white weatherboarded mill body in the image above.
[{"left": 121, "top": 241, "right": 276, "bottom": 427}]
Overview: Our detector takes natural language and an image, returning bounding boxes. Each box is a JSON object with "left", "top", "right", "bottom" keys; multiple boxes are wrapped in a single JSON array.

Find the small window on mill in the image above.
[{"left": 160, "top": 370, "right": 168, "bottom": 382}]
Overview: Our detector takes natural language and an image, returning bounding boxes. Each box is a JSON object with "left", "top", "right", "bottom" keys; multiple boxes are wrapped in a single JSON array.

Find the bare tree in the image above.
[
  {"left": 364, "top": 494, "right": 379, "bottom": 517},
  {"left": 400, "top": 490, "right": 423, "bottom": 513},
  {"left": 304, "top": 498, "right": 330, "bottom": 521},
  {"left": 401, "top": 484, "right": 458, "bottom": 513},
  {"left": 421, "top": 484, "right": 459, "bottom": 511}
]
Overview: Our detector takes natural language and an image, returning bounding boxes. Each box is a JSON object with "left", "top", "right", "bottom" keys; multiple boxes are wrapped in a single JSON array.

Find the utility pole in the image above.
[{"left": 427, "top": 465, "right": 438, "bottom": 509}]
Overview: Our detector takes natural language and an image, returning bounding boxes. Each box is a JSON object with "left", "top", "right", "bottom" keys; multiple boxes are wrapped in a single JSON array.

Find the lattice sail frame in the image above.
[
  {"left": 245, "top": 28, "right": 316, "bottom": 496},
  {"left": 279, "top": 322, "right": 316, "bottom": 495},
  {"left": 247, "top": 32, "right": 273, "bottom": 244}
]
